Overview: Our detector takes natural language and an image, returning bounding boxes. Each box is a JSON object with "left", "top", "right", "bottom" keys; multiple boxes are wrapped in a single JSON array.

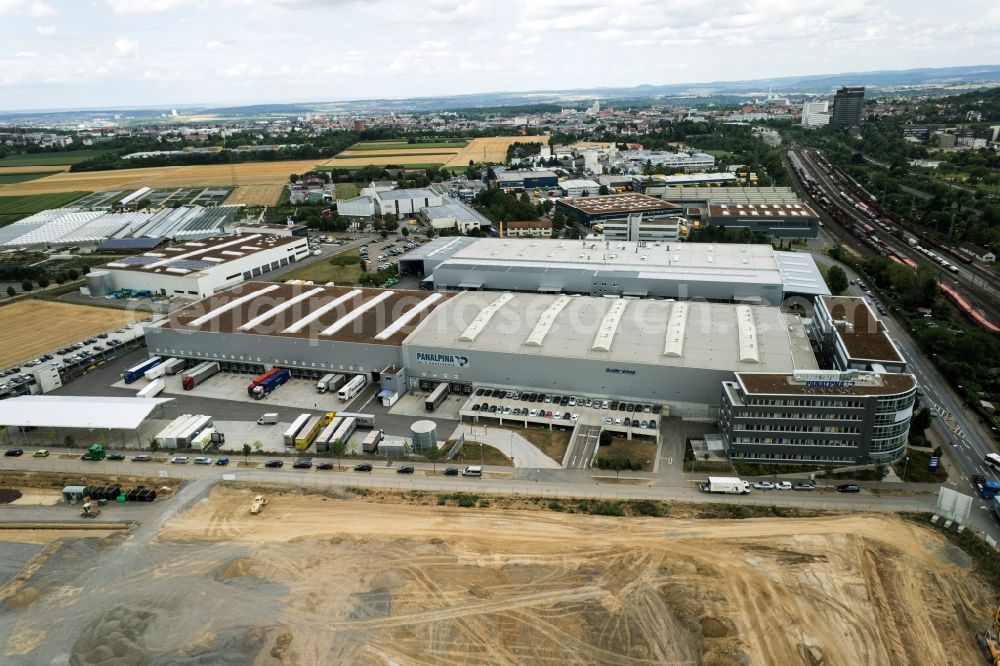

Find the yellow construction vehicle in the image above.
[
  {"left": 250, "top": 495, "right": 268, "bottom": 515},
  {"left": 979, "top": 604, "right": 1000, "bottom": 665},
  {"left": 80, "top": 502, "right": 101, "bottom": 519}
]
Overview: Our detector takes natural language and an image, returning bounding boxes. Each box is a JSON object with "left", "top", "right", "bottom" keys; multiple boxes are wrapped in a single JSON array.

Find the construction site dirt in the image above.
[{"left": 0, "top": 484, "right": 992, "bottom": 665}]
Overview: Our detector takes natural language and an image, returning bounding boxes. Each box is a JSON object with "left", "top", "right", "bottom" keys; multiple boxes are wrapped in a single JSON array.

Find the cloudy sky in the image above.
[{"left": 1, "top": 0, "right": 998, "bottom": 110}]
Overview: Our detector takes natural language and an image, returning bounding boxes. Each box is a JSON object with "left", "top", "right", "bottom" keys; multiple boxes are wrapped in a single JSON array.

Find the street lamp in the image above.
[{"left": 903, "top": 456, "right": 910, "bottom": 481}]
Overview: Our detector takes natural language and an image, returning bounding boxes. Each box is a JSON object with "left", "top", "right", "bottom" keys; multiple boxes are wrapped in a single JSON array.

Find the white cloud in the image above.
[
  {"left": 205, "top": 40, "right": 226, "bottom": 50},
  {"left": 35, "top": 24, "right": 56, "bottom": 34},
  {"left": 0, "top": 0, "right": 56, "bottom": 16},
  {"left": 106, "top": 0, "right": 186, "bottom": 14},
  {"left": 114, "top": 37, "right": 139, "bottom": 56}
]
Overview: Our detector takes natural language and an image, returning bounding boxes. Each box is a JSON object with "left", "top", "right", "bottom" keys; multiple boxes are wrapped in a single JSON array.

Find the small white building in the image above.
[
  {"left": 85, "top": 233, "right": 309, "bottom": 299},
  {"left": 503, "top": 220, "right": 553, "bottom": 238},
  {"left": 375, "top": 188, "right": 443, "bottom": 217},
  {"left": 801, "top": 101, "right": 831, "bottom": 128},
  {"left": 559, "top": 179, "right": 601, "bottom": 197}
]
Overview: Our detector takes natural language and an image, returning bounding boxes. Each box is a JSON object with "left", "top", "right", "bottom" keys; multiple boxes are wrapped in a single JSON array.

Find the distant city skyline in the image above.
[{"left": 1, "top": 0, "right": 999, "bottom": 111}]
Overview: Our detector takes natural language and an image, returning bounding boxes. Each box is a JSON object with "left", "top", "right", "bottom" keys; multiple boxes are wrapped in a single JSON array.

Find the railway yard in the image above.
[{"left": 788, "top": 147, "right": 1000, "bottom": 331}]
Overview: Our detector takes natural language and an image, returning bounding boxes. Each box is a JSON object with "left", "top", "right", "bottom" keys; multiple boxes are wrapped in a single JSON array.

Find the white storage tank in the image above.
[{"left": 410, "top": 420, "right": 437, "bottom": 453}]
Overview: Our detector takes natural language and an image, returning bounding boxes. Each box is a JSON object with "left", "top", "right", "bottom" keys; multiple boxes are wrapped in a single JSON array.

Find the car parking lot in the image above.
[
  {"left": 461, "top": 386, "right": 662, "bottom": 438},
  {"left": 359, "top": 237, "right": 425, "bottom": 273}
]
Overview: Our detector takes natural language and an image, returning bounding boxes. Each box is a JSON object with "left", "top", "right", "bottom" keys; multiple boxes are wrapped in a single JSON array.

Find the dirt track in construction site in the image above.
[{"left": 0, "top": 485, "right": 991, "bottom": 665}]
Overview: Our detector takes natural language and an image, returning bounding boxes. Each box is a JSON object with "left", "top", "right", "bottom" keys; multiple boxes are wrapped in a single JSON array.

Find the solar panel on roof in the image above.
[
  {"left": 121, "top": 255, "right": 160, "bottom": 266},
  {"left": 171, "top": 259, "right": 216, "bottom": 270}
]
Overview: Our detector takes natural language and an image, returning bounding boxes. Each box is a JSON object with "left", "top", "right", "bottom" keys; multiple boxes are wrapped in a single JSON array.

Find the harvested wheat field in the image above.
[
  {"left": 0, "top": 300, "right": 144, "bottom": 367},
  {"left": 0, "top": 165, "right": 71, "bottom": 175},
  {"left": 0, "top": 160, "right": 329, "bottom": 197},
  {"left": 327, "top": 136, "right": 545, "bottom": 168},
  {"left": 223, "top": 183, "right": 286, "bottom": 206},
  {"left": 444, "top": 136, "right": 545, "bottom": 167},
  {"left": 1, "top": 485, "right": 985, "bottom": 665}
]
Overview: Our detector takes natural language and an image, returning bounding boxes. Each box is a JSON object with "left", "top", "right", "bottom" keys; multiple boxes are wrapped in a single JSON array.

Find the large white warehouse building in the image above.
[{"left": 86, "top": 233, "right": 309, "bottom": 299}]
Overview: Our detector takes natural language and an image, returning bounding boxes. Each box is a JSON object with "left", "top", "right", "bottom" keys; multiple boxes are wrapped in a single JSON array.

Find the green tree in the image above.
[
  {"left": 67, "top": 268, "right": 79, "bottom": 280},
  {"left": 910, "top": 407, "right": 932, "bottom": 435},
  {"left": 38, "top": 276, "right": 50, "bottom": 289},
  {"left": 874, "top": 463, "right": 889, "bottom": 481},
  {"left": 5, "top": 286, "right": 14, "bottom": 298},
  {"left": 252, "top": 440, "right": 263, "bottom": 455},
  {"left": 826, "top": 265, "right": 848, "bottom": 294},
  {"left": 20, "top": 280, "right": 32, "bottom": 292},
  {"left": 242, "top": 443, "right": 252, "bottom": 462},
  {"left": 330, "top": 438, "right": 347, "bottom": 468},
  {"left": 551, "top": 206, "right": 566, "bottom": 232},
  {"left": 401, "top": 227, "right": 409, "bottom": 238},
  {"left": 598, "top": 185, "right": 610, "bottom": 195}
]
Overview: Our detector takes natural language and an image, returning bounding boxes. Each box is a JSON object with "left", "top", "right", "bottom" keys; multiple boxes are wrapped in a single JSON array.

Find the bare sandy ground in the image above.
[{"left": 149, "top": 487, "right": 989, "bottom": 665}]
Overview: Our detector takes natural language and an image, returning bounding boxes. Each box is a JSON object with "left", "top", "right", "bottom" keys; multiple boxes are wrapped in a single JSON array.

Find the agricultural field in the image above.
[
  {"left": 0, "top": 192, "right": 89, "bottom": 216},
  {"left": 224, "top": 184, "right": 286, "bottom": 206},
  {"left": 0, "top": 165, "right": 71, "bottom": 174},
  {"left": 0, "top": 160, "right": 327, "bottom": 197},
  {"left": 0, "top": 172, "right": 62, "bottom": 185},
  {"left": 329, "top": 136, "right": 542, "bottom": 168},
  {"left": 347, "top": 140, "right": 469, "bottom": 150},
  {"left": 0, "top": 149, "right": 115, "bottom": 167},
  {"left": 0, "top": 299, "right": 145, "bottom": 367}
]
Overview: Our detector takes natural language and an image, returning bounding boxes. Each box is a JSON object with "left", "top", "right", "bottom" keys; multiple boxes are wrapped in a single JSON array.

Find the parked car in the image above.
[
  {"left": 107, "top": 453, "right": 125, "bottom": 461},
  {"left": 774, "top": 481, "right": 792, "bottom": 490},
  {"left": 193, "top": 456, "right": 213, "bottom": 465},
  {"left": 753, "top": 481, "right": 774, "bottom": 490},
  {"left": 32, "top": 449, "right": 49, "bottom": 458},
  {"left": 396, "top": 465, "right": 415, "bottom": 474},
  {"left": 354, "top": 463, "right": 373, "bottom": 472},
  {"left": 5, "top": 448, "right": 24, "bottom": 457},
  {"left": 131, "top": 454, "right": 151, "bottom": 462},
  {"left": 170, "top": 456, "right": 189, "bottom": 464},
  {"left": 264, "top": 460, "right": 283, "bottom": 468},
  {"left": 216, "top": 458, "right": 230, "bottom": 466},
  {"left": 836, "top": 483, "right": 861, "bottom": 493},
  {"left": 443, "top": 467, "right": 459, "bottom": 476},
  {"left": 793, "top": 482, "right": 815, "bottom": 491},
  {"left": 293, "top": 459, "right": 312, "bottom": 469},
  {"left": 317, "top": 463, "right": 334, "bottom": 470}
]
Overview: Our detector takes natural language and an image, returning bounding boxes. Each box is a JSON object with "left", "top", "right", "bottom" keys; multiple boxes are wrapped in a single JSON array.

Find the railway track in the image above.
[{"left": 789, "top": 146, "right": 1000, "bottom": 329}]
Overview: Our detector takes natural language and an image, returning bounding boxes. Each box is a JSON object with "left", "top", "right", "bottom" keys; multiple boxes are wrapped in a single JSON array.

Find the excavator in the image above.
[
  {"left": 250, "top": 495, "right": 268, "bottom": 515},
  {"left": 980, "top": 604, "right": 1000, "bottom": 665}
]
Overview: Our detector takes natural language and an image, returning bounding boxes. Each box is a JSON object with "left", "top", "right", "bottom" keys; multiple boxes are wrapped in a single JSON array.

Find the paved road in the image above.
[
  {"left": 452, "top": 423, "right": 561, "bottom": 468},
  {"left": 563, "top": 425, "right": 600, "bottom": 469},
  {"left": 0, "top": 455, "right": 937, "bottom": 515}
]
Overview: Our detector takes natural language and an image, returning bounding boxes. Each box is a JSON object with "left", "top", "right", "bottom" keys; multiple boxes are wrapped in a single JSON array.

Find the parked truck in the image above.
[
  {"left": 123, "top": 356, "right": 163, "bottom": 384},
  {"left": 137, "top": 378, "right": 164, "bottom": 398},
  {"left": 144, "top": 363, "right": 168, "bottom": 381},
  {"left": 992, "top": 496, "right": 1000, "bottom": 522},
  {"left": 362, "top": 428, "right": 383, "bottom": 454},
  {"left": 294, "top": 415, "right": 324, "bottom": 450},
  {"left": 338, "top": 374, "right": 367, "bottom": 401},
  {"left": 162, "top": 357, "right": 186, "bottom": 375},
  {"left": 182, "top": 361, "right": 220, "bottom": 391},
  {"left": 283, "top": 413, "right": 311, "bottom": 447},
  {"left": 247, "top": 368, "right": 286, "bottom": 397},
  {"left": 316, "top": 373, "right": 346, "bottom": 394},
  {"left": 257, "top": 412, "right": 279, "bottom": 425},
  {"left": 251, "top": 368, "right": 291, "bottom": 399},
  {"left": 698, "top": 476, "right": 750, "bottom": 495}
]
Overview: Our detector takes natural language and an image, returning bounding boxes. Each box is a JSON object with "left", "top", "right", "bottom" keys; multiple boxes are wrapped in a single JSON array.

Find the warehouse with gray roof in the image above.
[{"left": 398, "top": 237, "right": 829, "bottom": 303}]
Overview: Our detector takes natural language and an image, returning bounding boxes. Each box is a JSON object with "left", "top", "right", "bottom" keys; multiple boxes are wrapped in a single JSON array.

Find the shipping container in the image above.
[
  {"left": 283, "top": 413, "right": 311, "bottom": 446},
  {"left": 362, "top": 429, "right": 383, "bottom": 454},
  {"left": 162, "top": 357, "right": 186, "bottom": 375},
  {"left": 294, "top": 415, "right": 324, "bottom": 450},
  {"left": 330, "top": 417, "right": 356, "bottom": 448},
  {"left": 123, "top": 356, "right": 163, "bottom": 384},
  {"left": 338, "top": 375, "right": 367, "bottom": 401},
  {"left": 143, "top": 363, "right": 168, "bottom": 381},
  {"left": 314, "top": 417, "right": 343, "bottom": 452},
  {"left": 137, "top": 378, "right": 164, "bottom": 398},
  {"left": 425, "top": 382, "right": 449, "bottom": 412},
  {"left": 181, "top": 361, "right": 220, "bottom": 390}
]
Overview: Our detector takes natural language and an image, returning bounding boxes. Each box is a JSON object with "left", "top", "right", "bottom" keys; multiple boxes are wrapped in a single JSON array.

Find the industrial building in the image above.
[
  {"left": 417, "top": 200, "right": 490, "bottom": 233},
  {"left": 398, "top": 237, "right": 829, "bottom": 302},
  {"left": 556, "top": 193, "right": 682, "bottom": 226},
  {"left": 597, "top": 214, "right": 683, "bottom": 242},
  {"left": 648, "top": 173, "right": 739, "bottom": 187},
  {"left": 646, "top": 186, "right": 802, "bottom": 207},
  {"left": 832, "top": 86, "right": 865, "bottom": 127},
  {"left": 801, "top": 100, "right": 831, "bottom": 127},
  {"left": 718, "top": 295, "right": 914, "bottom": 465},
  {"left": 719, "top": 369, "right": 915, "bottom": 465},
  {"left": 0, "top": 209, "right": 154, "bottom": 249},
  {"left": 699, "top": 202, "right": 820, "bottom": 239},
  {"left": 496, "top": 169, "right": 559, "bottom": 191},
  {"left": 619, "top": 150, "right": 716, "bottom": 172},
  {"left": 85, "top": 233, "right": 309, "bottom": 299},
  {"left": 559, "top": 179, "right": 602, "bottom": 197},
  {"left": 145, "top": 282, "right": 817, "bottom": 417},
  {"left": 336, "top": 187, "right": 443, "bottom": 218}
]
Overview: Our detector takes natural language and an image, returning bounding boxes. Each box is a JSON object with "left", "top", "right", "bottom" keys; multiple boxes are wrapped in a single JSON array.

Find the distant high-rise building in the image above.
[
  {"left": 831, "top": 86, "right": 865, "bottom": 127},
  {"left": 801, "top": 100, "right": 830, "bottom": 128},
  {"left": 353, "top": 119, "right": 365, "bottom": 132}
]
